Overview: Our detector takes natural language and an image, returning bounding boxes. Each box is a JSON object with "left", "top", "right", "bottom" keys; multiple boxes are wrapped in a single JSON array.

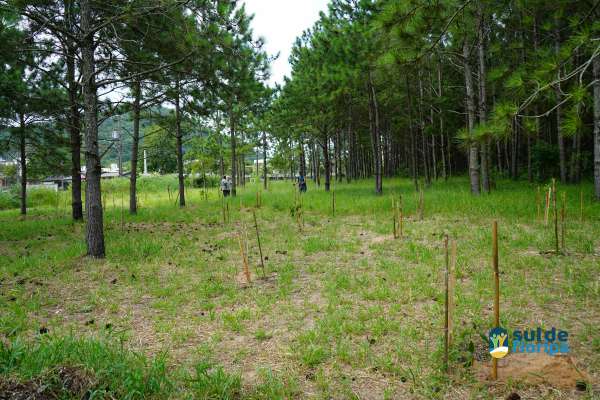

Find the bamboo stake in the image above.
[
  {"left": 492, "top": 220, "right": 499, "bottom": 381},
  {"left": 553, "top": 179, "right": 559, "bottom": 254},
  {"left": 561, "top": 192, "right": 566, "bottom": 251},
  {"left": 237, "top": 232, "right": 251, "bottom": 284},
  {"left": 448, "top": 239, "right": 457, "bottom": 348},
  {"left": 221, "top": 196, "right": 226, "bottom": 225},
  {"left": 580, "top": 188, "right": 583, "bottom": 222},
  {"left": 544, "top": 187, "right": 550, "bottom": 225},
  {"left": 392, "top": 198, "right": 398, "bottom": 239},
  {"left": 444, "top": 234, "right": 449, "bottom": 372},
  {"left": 419, "top": 187, "right": 424, "bottom": 220},
  {"left": 256, "top": 191, "right": 260, "bottom": 208},
  {"left": 399, "top": 208, "right": 404, "bottom": 239},
  {"left": 332, "top": 189, "right": 336, "bottom": 217},
  {"left": 120, "top": 191, "right": 124, "bottom": 231},
  {"left": 536, "top": 186, "right": 541, "bottom": 221},
  {"left": 253, "top": 210, "right": 266, "bottom": 278}
]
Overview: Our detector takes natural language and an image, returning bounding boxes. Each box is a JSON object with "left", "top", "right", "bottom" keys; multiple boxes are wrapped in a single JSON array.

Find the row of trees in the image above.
[
  {"left": 270, "top": 0, "right": 600, "bottom": 199},
  {"left": 0, "top": 0, "right": 270, "bottom": 257}
]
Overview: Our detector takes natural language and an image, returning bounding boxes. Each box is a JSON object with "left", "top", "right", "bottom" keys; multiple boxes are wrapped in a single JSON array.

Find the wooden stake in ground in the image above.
[
  {"left": 580, "top": 188, "right": 584, "bottom": 222},
  {"left": 448, "top": 239, "right": 456, "bottom": 348},
  {"left": 536, "top": 186, "right": 541, "bottom": 221},
  {"left": 252, "top": 209, "right": 266, "bottom": 278},
  {"left": 444, "top": 234, "right": 450, "bottom": 372},
  {"left": 120, "top": 191, "right": 124, "bottom": 231},
  {"left": 418, "top": 187, "right": 424, "bottom": 220},
  {"left": 552, "top": 179, "right": 559, "bottom": 254},
  {"left": 492, "top": 220, "right": 500, "bottom": 380},
  {"left": 398, "top": 195, "right": 403, "bottom": 239},
  {"left": 168, "top": 186, "right": 171, "bottom": 201},
  {"left": 392, "top": 198, "right": 398, "bottom": 239},
  {"left": 544, "top": 186, "right": 551, "bottom": 225},
  {"left": 561, "top": 192, "right": 566, "bottom": 251},
  {"left": 332, "top": 189, "right": 336, "bottom": 217},
  {"left": 237, "top": 230, "right": 251, "bottom": 284}
]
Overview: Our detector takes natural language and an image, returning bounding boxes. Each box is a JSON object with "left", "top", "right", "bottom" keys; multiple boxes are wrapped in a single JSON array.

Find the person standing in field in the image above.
[
  {"left": 221, "top": 176, "right": 230, "bottom": 197},
  {"left": 298, "top": 175, "right": 307, "bottom": 193}
]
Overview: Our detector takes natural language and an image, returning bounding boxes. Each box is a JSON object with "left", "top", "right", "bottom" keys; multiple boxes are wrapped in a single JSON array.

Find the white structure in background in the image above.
[
  {"left": 112, "top": 129, "right": 122, "bottom": 176},
  {"left": 143, "top": 150, "right": 149, "bottom": 175}
]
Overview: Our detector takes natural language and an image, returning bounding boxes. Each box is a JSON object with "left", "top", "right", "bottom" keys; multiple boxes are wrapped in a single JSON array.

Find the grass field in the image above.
[{"left": 1, "top": 176, "right": 599, "bottom": 399}]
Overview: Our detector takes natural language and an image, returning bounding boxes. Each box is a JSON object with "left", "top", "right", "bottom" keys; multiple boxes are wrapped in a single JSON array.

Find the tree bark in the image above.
[
  {"left": 463, "top": 39, "right": 480, "bottom": 195},
  {"left": 368, "top": 71, "right": 383, "bottom": 194},
  {"left": 230, "top": 106, "right": 237, "bottom": 196},
  {"left": 175, "top": 78, "right": 185, "bottom": 207},
  {"left": 405, "top": 75, "right": 418, "bottom": 190},
  {"left": 262, "top": 131, "right": 268, "bottom": 190},
  {"left": 19, "top": 114, "right": 26, "bottom": 216},
  {"left": 593, "top": 55, "right": 600, "bottom": 201},
  {"left": 81, "top": 0, "right": 105, "bottom": 258},
  {"left": 66, "top": 36, "right": 83, "bottom": 221},
  {"left": 321, "top": 134, "right": 331, "bottom": 191},
  {"left": 555, "top": 24, "right": 567, "bottom": 184},
  {"left": 129, "top": 79, "right": 141, "bottom": 214},
  {"left": 477, "top": 3, "right": 490, "bottom": 193}
]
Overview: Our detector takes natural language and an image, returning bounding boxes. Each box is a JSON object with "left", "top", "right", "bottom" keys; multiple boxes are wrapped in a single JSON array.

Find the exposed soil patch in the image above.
[
  {"left": 473, "top": 353, "right": 591, "bottom": 390},
  {"left": 0, "top": 366, "right": 95, "bottom": 400}
]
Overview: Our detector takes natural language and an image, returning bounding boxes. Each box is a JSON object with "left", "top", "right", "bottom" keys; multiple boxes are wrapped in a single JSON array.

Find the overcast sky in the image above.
[{"left": 242, "top": 0, "right": 330, "bottom": 86}]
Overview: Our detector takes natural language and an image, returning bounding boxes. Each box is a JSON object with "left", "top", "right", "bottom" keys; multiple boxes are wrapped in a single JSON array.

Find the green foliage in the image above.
[{"left": 0, "top": 335, "right": 173, "bottom": 399}]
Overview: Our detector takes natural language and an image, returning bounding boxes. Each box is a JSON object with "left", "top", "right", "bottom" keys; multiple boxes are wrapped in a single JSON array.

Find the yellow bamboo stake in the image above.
[
  {"left": 237, "top": 232, "right": 251, "bottom": 284},
  {"left": 449, "top": 239, "right": 457, "bottom": 348},
  {"left": 536, "top": 186, "right": 541, "bottom": 221},
  {"left": 444, "top": 234, "right": 449, "bottom": 372},
  {"left": 492, "top": 221, "right": 499, "bottom": 380},
  {"left": 553, "top": 179, "right": 559, "bottom": 254},
  {"left": 561, "top": 192, "right": 566, "bottom": 252},
  {"left": 580, "top": 188, "right": 584, "bottom": 222}
]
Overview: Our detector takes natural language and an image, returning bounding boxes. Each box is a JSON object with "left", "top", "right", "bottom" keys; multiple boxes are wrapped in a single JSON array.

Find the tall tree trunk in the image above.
[
  {"left": 477, "top": 3, "right": 490, "bottom": 193},
  {"left": 322, "top": 135, "right": 331, "bottom": 191},
  {"left": 463, "top": 39, "right": 480, "bottom": 195},
  {"left": 175, "top": 79, "right": 185, "bottom": 207},
  {"left": 299, "top": 141, "right": 306, "bottom": 178},
  {"left": 81, "top": 0, "right": 105, "bottom": 258},
  {"left": 368, "top": 71, "right": 383, "bottom": 194},
  {"left": 19, "top": 114, "right": 26, "bottom": 216},
  {"left": 593, "top": 56, "right": 600, "bottom": 201},
  {"left": 418, "top": 74, "right": 430, "bottom": 185},
  {"left": 555, "top": 24, "right": 567, "bottom": 184},
  {"left": 438, "top": 59, "right": 447, "bottom": 180},
  {"left": 406, "top": 75, "right": 418, "bottom": 190},
  {"left": 66, "top": 38, "right": 83, "bottom": 221},
  {"left": 262, "top": 131, "right": 268, "bottom": 190},
  {"left": 129, "top": 79, "right": 141, "bottom": 214},
  {"left": 230, "top": 106, "right": 237, "bottom": 196}
]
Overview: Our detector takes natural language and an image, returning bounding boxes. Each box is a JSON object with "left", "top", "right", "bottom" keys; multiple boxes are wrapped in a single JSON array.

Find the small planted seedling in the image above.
[
  {"left": 252, "top": 209, "right": 266, "bottom": 278},
  {"left": 237, "top": 226, "right": 251, "bottom": 284}
]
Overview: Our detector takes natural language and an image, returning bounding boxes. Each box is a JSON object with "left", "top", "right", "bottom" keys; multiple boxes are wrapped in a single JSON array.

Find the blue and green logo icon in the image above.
[{"left": 489, "top": 327, "right": 509, "bottom": 359}]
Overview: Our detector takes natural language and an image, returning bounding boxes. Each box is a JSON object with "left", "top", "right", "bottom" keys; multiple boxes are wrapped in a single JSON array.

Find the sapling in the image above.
[
  {"left": 237, "top": 231, "right": 251, "bottom": 284},
  {"left": 252, "top": 210, "right": 266, "bottom": 278}
]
